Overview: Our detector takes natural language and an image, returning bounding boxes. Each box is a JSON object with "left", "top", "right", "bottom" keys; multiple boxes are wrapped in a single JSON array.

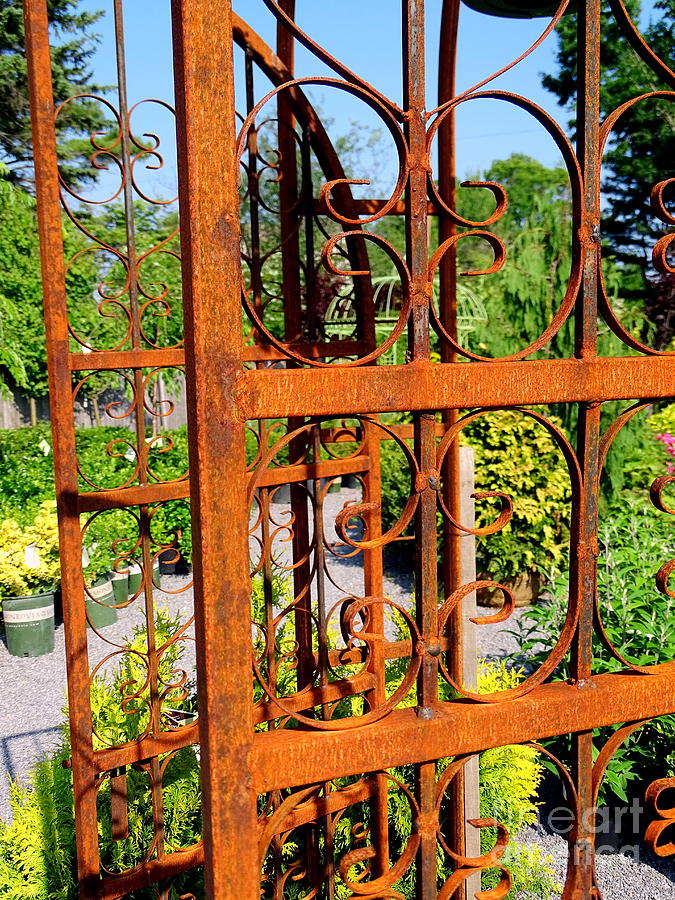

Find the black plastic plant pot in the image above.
[
  {"left": 86, "top": 576, "right": 118, "bottom": 630},
  {"left": 3, "top": 590, "right": 55, "bottom": 657},
  {"left": 460, "top": 0, "right": 574, "bottom": 17},
  {"left": 159, "top": 548, "right": 178, "bottom": 576},
  {"left": 341, "top": 474, "right": 361, "bottom": 490}
]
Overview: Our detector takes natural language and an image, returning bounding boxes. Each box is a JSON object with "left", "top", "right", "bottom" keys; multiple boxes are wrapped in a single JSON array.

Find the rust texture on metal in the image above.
[{"left": 22, "top": 0, "right": 675, "bottom": 897}]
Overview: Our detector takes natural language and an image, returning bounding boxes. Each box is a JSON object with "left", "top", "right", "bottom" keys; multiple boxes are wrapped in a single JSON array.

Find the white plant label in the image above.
[
  {"left": 24, "top": 544, "right": 41, "bottom": 569},
  {"left": 3, "top": 607, "right": 53, "bottom": 624},
  {"left": 89, "top": 581, "right": 114, "bottom": 600}
]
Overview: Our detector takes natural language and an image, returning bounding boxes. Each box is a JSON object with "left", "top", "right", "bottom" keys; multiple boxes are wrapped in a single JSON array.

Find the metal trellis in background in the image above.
[{"left": 23, "top": 0, "right": 675, "bottom": 898}]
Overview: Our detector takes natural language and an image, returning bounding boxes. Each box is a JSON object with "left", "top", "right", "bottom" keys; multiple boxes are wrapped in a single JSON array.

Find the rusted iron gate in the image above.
[{"left": 23, "top": 0, "right": 675, "bottom": 897}]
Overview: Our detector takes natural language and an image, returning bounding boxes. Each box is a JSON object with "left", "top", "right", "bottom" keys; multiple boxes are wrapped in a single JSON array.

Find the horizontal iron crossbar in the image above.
[
  {"left": 238, "top": 356, "right": 675, "bottom": 419},
  {"left": 249, "top": 665, "right": 675, "bottom": 792}
]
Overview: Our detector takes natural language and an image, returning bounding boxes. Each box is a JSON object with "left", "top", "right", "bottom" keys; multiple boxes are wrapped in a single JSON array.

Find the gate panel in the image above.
[{"left": 24, "top": 0, "right": 675, "bottom": 898}]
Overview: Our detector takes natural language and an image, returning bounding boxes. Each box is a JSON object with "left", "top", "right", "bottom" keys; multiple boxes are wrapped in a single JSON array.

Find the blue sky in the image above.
[{"left": 76, "top": 0, "right": 659, "bottom": 200}]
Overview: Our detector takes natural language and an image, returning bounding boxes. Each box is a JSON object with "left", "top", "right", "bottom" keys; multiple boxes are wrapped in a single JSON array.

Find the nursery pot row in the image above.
[
  {"left": 3, "top": 591, "right": 55, "bottom": 658},
  {"left": 2, "top": 560, "right": 163, "bottom": 657},
  {"left": 86, "top": 560, "right": 160, "bottom": 631}
]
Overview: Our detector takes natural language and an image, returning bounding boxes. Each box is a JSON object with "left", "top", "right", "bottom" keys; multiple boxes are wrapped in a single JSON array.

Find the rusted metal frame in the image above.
[
  {"left": 271, "top": 0, "right": 316, "bottom": 720},
  {"left": 437, "top": 5, "right": 475, "bottom": 892},
  {"left": 256, "top": 453, "right": 371, "bottom": 486},
  {"left": 402, "top": 4, "right": 440, "bottom": 899},
  {"left": 275, "top": 7, "right": 326, "bottom": 889},
  {"left": 302, "top": 133, "right": 320, "bottom": 343},
  {"left": 259, "top": 487, "right": 279, "bottom": 713},
  {"left": 437, "top": 0, "right": 462, "bottom": 628},
  {"left": 314, "top": 197, "right": 442, "bottom": 216},
  {"left": 242, "top": 47, "right": 277, "bottom": 766},
  {"left": 70, "top": 341, "right": 371, "bottom": 369},
  {"left": 262, "top": 776, "right": 377, "bottom": 840},
  {"left": 309, "top": 430, "right": 330, "bottom": 700},
  {"left": 23, "top": 0, "right": 100, "bottom": 890},
  {"left": 245, "top": 338, "right": 367, "bottom": 360},
  {"left": 70, "top": 349, "right": 186, "bottom": 371},
  {"left": 94, "top": 722, "right": 200, "bottom": 772},
  {"left": 570, "top": 1, "right": 603, "bottom": 893},
  {"left": 250, "top": 664, "right": 675, "bottom": 794},
  {"left": 78, "top": 480, "right": 191, "bottom": 512},
  {"left": 239, "top": 355, "right": 675, "bottom": 418},
  {"left": 276, "top": 0, "right": 303, "bottom": 347},
  {"left": 171, "top": 1, "right": 258, "bottom": 897},
  {"left": 231, "top": 13, "right": 375, "bottom": 335},
  {"left": 386, "top": 422, "right": 445, "bottom": 439},
  {"left": 360, "top": 420, "right": 391, "bottom": 876},
  {"left": 244, "top": 48, "right": 268, "bottom": 341},
  {"left": 307, "top": 435, "right": 336, "bottom": 895},
  {"left": 92, "top": 845, "right": 204, "bottom": 900},
  {"left": 256, "top": 671, "right": 378, "bottom": 725},
  {"left": 78, "top": 450, "right": 369, "bottom": 512},
  {"left": 112, "top": 1, "right": 167, "bottom": 864}
]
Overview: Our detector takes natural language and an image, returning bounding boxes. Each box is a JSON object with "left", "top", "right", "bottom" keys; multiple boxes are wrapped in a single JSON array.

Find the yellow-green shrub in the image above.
[
  {"left": 379, "top": 410, "right": 572, "bottom": 578},
  {"left": 0, "top": 501, "right": 61, "bottom": 596}
]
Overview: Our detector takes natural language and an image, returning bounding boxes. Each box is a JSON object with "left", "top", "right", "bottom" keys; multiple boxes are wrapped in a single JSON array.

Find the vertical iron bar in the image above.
[
  {"left": 403, "top": 4, "right": 439, "bottom": 900},
  {"left": 113, "top": 1, "right": 166, "bottom": 859},
  {"left": 22, "top": 1, "right": 99, "bottom": 892},
  {"left": 362, "top": 424, "right": 390, "bottom": 875},
  {"left": 572, "top": 0, "right": 602, "bottom": 895},
  {"left": 171, "top": 2, "right": 258, "bottom": 897},
  {"left": 275, "top": 0, "right": 315, "bottom": 700},
  {"left": 436, "top": 5, "right": 475, "bottom": 897},
  {"left": 245, "top": 49, "right": 266, "bottom": 337}
]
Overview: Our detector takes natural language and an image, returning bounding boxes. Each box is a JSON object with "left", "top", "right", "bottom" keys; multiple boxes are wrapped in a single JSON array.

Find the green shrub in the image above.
[
  {"left": 379, "top": 410, "right": 572, "bottom": 579},
  {"left": 476, "top": 661, "right": 560, "bottom": 898},
  {"left": 600, "top": 402, "right": 669, "bottom": 503},
  {"left": 0, "top": 424, "right": 56, "bottom": 523},
  {"left": 0, "top": 501, "right": 60, "bottom": 596},
  {"left": 516, "top": 499, "right": 675, "bottom": 803},
  {"left": 0, "top": 609, "right": 201, "bottom": 899},
  {"left": 0, "top": 425, "right": 193, "bottom": 573},
  {"left": 647, "top": 402, "right": 675, "bottom": 437},
  {"left": 0, "top": 733, "right": 77, "bottom": 899},
  {"left": 2, "top": 591, "right": 557, "bottom": 900}
]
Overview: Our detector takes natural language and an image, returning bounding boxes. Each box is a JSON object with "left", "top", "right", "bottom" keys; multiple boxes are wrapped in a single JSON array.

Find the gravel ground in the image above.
[
  {"left": 0, "top": 486, "right": 672, "bottom": 894},
  {"left": 520, "top": 822, "right": 675, "bottom": 899},
  {"left": 0, "top": 571, "right": 195, "bottom": 818}
]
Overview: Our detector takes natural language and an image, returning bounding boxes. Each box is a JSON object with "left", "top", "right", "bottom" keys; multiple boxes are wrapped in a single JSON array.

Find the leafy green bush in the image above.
[
  {"left": 0, "top": 425, "right": 57, "bottom": 522},
  {"left": 0, "top": 501, "right": 60, "bottom": 596},
  {"left": 477, "top": 662, "right": 560, "bottom": 898},
  {"left": 600, "top": 402, "right": 668, "bottom": 503},
  {"left": 0, "top": 425, "right": 193, "bottom": 573},
  {"left": 379, "top": 410, "right": 572, "bottom": 579},
  {"left": 0, "top": 732, "right": 77, "bottom": 898},
  {"left": 2, "top": 585, "right": 558, "bottom": 900},
  {"left": 0, "top": 610, "right": 201, "bottom": 899},
  {"left": 648, "top": 402, "right": 675, "bottom": 437},
  {"left": 464, "top": 411, "right": 571, "bottom": 579},
  {"left": 516, "top": 499, "right": 675, "bottom": 803}
]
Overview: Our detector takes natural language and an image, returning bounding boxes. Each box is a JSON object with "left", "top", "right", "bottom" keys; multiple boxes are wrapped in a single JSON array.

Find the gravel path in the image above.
[
  {"left": 521, "top": 822, "right": 675, "bottom": 899},
  {"left": 0, "top": 486, "right": 672, "bottom": 894}
]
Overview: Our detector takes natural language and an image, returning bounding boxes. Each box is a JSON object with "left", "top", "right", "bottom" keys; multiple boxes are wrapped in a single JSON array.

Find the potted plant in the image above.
[
  {"left": 127, "top": 556, "right": 161, "bottom": 597},
  {"left": 0, "top": 501, "right": 61, "bottom": 657},
  {"left": 83, "top": 541, "right": 119, "bottom": 631}
]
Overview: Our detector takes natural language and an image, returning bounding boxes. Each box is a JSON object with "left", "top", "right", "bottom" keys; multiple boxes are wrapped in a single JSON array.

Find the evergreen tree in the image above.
[
  {"left": 0, "top": 0, "right": 106, "bottom": 188},
  {"left": 542, "top": 0, "right": 674, "bottom": 345}
]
